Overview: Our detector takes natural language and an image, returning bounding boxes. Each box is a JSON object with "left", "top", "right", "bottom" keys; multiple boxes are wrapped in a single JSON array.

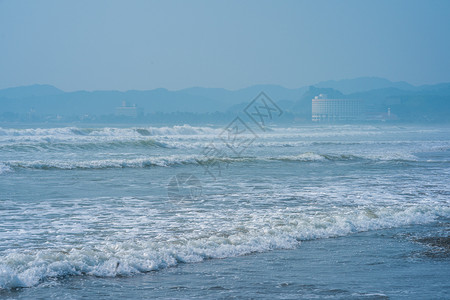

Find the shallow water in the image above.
[{"left": 0, "top": 124, "right": 449, "bottom": 298}]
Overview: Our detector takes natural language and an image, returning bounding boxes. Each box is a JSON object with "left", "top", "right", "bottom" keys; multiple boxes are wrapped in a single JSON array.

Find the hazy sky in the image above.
[{"left": 1, "top": 0, "right": 449, "bottom": 91}]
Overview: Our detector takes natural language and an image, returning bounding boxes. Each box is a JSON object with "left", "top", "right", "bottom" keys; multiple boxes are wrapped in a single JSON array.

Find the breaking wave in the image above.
[
  {"left": 0, "top": 125, "right": 221, "bottom": 138},
  {"left": 0, "top": 203, "right": 447, "bottom": 289},
  {"left": 0, "top": 139, "right": 169, "bottom": 152},
  {"left": 1, "top": 152, "right": 420, "bottom": 172}
]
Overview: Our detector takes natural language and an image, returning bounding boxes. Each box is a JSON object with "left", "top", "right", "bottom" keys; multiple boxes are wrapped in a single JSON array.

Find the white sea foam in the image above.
[
  {"left": 2, "top": 151, "right": 420, "bottom": 172},
  {"left": 0, "top": 203, "right": 447, "bottom": 289},
  {"left": 4, "top": 155, "right": 200, "bottom": 169},
  {"left": 0, "top": 126, "right": 222, "bottom": 151},
  {"left": 1, "top": 126, "right": 449, "bottom": 157},
  {"left": 1, "top": 124, "right": 449, "bottom": 290},
  {"left": 0, "top": 125, "right": 221, "bottom": 138}
]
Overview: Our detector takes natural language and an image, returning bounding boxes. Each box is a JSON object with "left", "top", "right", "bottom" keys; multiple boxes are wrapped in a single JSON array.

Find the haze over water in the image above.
[{"left": 1, "top": 0, "right": 450, "bottom": 298}]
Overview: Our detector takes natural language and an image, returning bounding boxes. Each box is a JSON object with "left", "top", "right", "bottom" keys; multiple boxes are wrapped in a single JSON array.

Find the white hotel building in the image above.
[{"left": 312, "top": 94, "right": 364, "bottom": 122}]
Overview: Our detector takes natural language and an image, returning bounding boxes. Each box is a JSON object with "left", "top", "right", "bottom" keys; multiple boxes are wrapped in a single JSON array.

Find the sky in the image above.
[{"left": 0, "top": 0, "right": 449, "bottom": 91}]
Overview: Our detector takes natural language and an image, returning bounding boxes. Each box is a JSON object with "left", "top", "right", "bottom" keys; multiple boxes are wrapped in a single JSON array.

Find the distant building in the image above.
[
  {"left": 115, "top": 101, "right": 141, "bottom": 118},
  {"left": 367, "top": 107, "right": 398, "bottom": 121},
  {"left": 312, "top": 94, "right": 364, "bottom": 122}
]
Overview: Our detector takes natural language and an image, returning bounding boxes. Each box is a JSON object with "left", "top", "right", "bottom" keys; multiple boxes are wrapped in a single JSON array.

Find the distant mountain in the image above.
[
  {"left": 0, "top": 84, "right": 63, "bottom": 99},
  {"left": 347, "top": 87, "right": 450, "bottom": 121},
  {"left": 0, "top": 88, "right": 228, "bottom": 115},
  {"left": 0, "top": 78, "right": 449, "bottom": 122},
  {"left": 0, "top": 84, "right": 308, "bottom": 116},
  {"left": 418, "top": 82, "right": 450, "bottom": 93},
  {"left": 314, "top": 77, "right": 415, "bottom": 94}
]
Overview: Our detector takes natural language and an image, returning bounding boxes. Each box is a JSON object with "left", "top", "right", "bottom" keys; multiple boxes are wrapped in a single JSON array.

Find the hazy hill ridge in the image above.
[{"left": 0, "top": 77, "right": 449, "bottom": 122}]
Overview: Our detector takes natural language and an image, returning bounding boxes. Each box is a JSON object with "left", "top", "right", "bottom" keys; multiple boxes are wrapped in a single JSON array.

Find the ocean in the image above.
[{"left": 0, "top": 123, "right": 449, "bottom": 299}]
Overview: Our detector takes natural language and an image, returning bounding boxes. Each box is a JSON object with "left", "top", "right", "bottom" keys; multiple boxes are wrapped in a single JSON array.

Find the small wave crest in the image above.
[
  {"left": 2, "top": 152, "right": 419, "bottom": 172},
  {"left": 0, "top": 125, "right": 220, "bottom": 138},
  {"left": 3, "top": 156, "right": 198, "bottom": 170},
  {"left": 0, "top": 138, "right": 169, "bottom": 152},
  {"left": 275, "top": 152, "right": 418, "bottom": 162}
]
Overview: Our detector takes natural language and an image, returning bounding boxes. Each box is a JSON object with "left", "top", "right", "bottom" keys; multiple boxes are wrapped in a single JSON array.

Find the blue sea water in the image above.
[{"left": 0, "top": 124, "right": 449, "bottom": 299}]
